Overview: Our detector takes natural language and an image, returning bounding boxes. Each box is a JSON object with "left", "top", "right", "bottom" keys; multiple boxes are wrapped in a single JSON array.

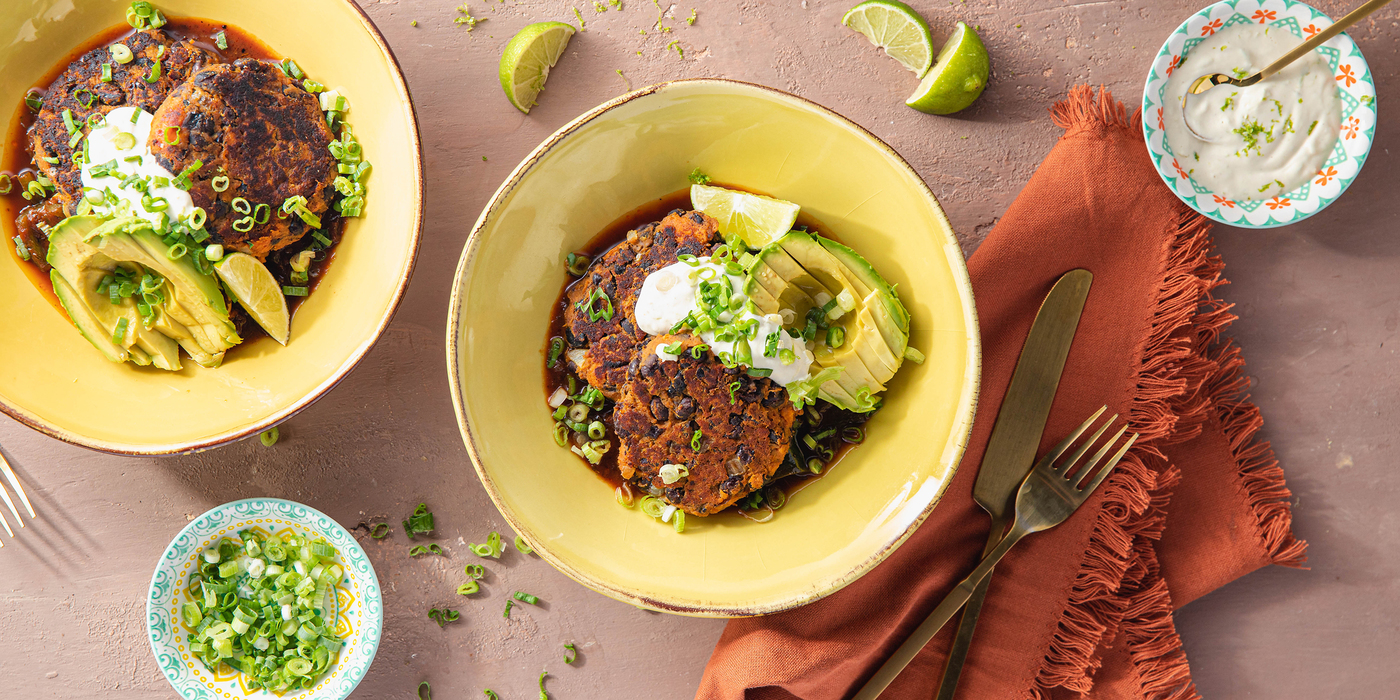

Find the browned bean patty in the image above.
[
  {"left": 613, "top": 335, "right": 795, "bottom": 517},
  {"left": 149, "top": 59, "right": 335, "bottom": 260},
  {"left": 31, "top": 29, "right": 211, "bottom": 212},
  {"left": 564, "top": 210, "right": 722, "bottom": 399}
]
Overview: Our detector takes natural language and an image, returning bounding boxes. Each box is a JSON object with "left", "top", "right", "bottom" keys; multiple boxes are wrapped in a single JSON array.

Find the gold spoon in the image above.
[{"left": 1183, "top": 0, "right": 1390, "bottom": 140}]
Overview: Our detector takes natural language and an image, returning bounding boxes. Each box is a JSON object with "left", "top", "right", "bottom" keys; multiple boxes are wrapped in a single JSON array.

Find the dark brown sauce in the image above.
[
  {"left": 1, "top": 16, "right": 341, "bottom": 338},
  {"left": 542, "top": 187, "right": 870, "bottom": 509}
]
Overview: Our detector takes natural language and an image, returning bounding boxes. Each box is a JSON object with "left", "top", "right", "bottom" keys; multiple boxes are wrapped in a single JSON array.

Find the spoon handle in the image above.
[{"left": 1259, "top": 0, "right": 1394, "bottom": 82}]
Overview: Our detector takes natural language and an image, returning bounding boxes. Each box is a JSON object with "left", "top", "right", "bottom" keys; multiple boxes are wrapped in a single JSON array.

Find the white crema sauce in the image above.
[
  {"left": 1162, "top": 23, "right": 1340, "bottom": 201},
  {"left": 634, "top": 258, "right": 814, "bottom": 387},
  {"left": 80, "top": 106, "right": 196, "bottom": 225}
]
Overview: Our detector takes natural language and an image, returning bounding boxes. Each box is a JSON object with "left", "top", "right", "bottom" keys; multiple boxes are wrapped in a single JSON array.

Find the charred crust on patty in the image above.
[
  {"left": 30, "top": 30, "right": 211, "bottom": 211},
  {"left": 613, "top": 335, "right": 795, "bottom": 517},
  {"left": 149, "top": 59, "right": 336, "bottom": 260},
  {"left": 565, "top": 209, "right": 724, "bottom": 399}
]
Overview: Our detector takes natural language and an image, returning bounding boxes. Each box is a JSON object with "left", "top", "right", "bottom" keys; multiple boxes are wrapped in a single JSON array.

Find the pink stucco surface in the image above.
[{"left": 2, "top": 1, "right": 1397, "bottom": 697}]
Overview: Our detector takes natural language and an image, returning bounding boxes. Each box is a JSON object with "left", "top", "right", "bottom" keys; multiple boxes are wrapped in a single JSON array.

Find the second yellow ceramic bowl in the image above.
[
  {"left": 0, "top": 0, "right": 421, "bottom": 453},
  {"left": 448, "top": 80, "right": 979, "bottom": 616}
]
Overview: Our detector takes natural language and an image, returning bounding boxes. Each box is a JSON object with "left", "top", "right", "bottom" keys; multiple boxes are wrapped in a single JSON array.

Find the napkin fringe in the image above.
[
  {"left": 1205, "top": 342, "right": 1308, "bottom": 568},
  {"left": 1028, "top": 90, "right": 1227, "bottom": 700}
]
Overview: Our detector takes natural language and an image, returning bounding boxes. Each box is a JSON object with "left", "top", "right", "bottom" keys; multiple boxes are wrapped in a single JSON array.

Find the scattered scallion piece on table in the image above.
[
  {"left": 503, "top": 600, "right": 513, "bottom": 618},
  {"left": 259, "top": 427, "right": 278, "bottom": 446},
  {"left": 465, "top": 564, "right": 485, "bottom": 579},
  {"left": 564, "top": 642, "right": 577, "bottom": 664},
  {"left": 418, "top": 681, "right": 432, "bottom": 700},
  {"left": 402, "top": 503, "right": 435, "bottom": 539},
  {"left": 538, "top": 670, "right": 549, "bottom": 700},
  {"left": 457, "top": 580, "right": 479, "bottom": 595},
  {"left": 369, "top": 523, "right": 391, "bottom": 539},
  {"left": 513, "top": 591, "right": 540, "bottom": 605},
  {"left": 514, "top": 535, "right": 533, "bottom": 555},
  {"left": 484, "top": 691, "right": 500, "bottom": 700}
]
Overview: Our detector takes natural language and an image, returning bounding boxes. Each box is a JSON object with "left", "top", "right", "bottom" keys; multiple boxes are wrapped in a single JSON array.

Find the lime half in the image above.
[
  {"left": 214, "top": 252, "right": 290, "bottom": 346},
  {"left": 906, "top": 21, "right": 990, "bottom": 115},
  {"left": 499, "top": 21, "right": 576, "bottom": 114},
  {"left": 841, "top": 0, "right": 935, "bottom": 76},
  {"left": 691, "top": 184, "right": 800, "bottom": 249}
]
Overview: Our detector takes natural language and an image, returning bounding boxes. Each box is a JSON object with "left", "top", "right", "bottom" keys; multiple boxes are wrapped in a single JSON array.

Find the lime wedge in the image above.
[
  {"left": 906, "top": 21, "right": 990, "bottom": 115},
  {"left": 690, "top": 184, "right": 800, "bottom": 249},
  {"left": 213, "top": 252, "right": 290, "bottom": 346},
  {"left": 841, "top": 0, "right": 935, "bottom": 76},
  {"left": 499, "top": 21, "right": 576, "bottom": 114}
]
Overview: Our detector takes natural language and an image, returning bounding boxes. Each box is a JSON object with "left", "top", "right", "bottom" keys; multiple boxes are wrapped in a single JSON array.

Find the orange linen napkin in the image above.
[{"left": 697, "top": 86, "right": 1306, "bottom": 700}]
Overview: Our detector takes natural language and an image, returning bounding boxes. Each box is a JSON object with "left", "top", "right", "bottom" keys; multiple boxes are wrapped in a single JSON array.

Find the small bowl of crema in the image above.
[{"left": 1142, "top": 0, "right": 1376, "bottom": 228}]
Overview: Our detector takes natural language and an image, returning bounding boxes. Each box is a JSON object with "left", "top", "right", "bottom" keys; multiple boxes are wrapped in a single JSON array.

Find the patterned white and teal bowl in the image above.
[
  {"left": 147, "top": 499, "right": 382, "bottom": 700},
  {"left": 1142, "top": 0, "right": 1376, "bottom": 228}
]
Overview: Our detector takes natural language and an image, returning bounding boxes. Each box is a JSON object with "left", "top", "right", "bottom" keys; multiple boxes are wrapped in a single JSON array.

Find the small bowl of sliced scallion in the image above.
[{"left": 147, "top": 498, "right": 382, "bottom": 700}]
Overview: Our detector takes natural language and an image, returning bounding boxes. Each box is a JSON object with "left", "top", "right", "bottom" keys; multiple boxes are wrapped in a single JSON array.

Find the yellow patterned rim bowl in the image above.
[
  {"left": 446, "top": 79, "right": 980, "bottom": 617},
  {"left": 147, "top": 498, "right": 382, "bottom": 700},
  {"left": 0, "top": 0, "right": 421, "bottom": 454}
]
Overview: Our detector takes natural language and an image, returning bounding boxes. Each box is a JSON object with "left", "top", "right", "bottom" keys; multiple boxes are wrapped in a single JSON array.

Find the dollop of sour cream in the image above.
[
  {"left": 1162, "top": 23, "right": 1340, "bottom": 202},
  {"left": 80, "top": 106, "right": 196, "bottom": 225},
  {"left": 635, "top": 258, "right": 814, "bottom": 387}
]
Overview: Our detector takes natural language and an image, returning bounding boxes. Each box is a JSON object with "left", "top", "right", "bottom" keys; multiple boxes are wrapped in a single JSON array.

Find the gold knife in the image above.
[{"left": 926, "top": 268, "right": 1094, "bottom": 700}]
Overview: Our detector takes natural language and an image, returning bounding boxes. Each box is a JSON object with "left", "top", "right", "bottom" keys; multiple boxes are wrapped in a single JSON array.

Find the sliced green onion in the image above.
[
  {"left": 369, "top": 523, "right": 391, "bottom": 539},
  {"left": 260, "top": 427, "right": 279, "bottom": 446},
  {"left": 162, "top": 125, "right": 181, "bottom": 145},
  {"left": 213, "top": 30, "right": 228, "bottom": 50},
  {"left": 145, "top": 60, "right": 163, "bottom": 83},
  {"left": 74, "top": 88, "right": 95, "bottom": 109},
  {"left": 691, "top": 429, "right": 703, "bottom": 450},
  {"left": 484, "top": 691, "right": 500, "bottom": 700},
  {"left": 513, "top": 535, "right": 534, "bottom": 554},
  {"left": 565, "top": 252, "right": 591, "bottom": 277},
  {"left": 747, "top": 367, "right": 773, "bottom": 378},
  {"left": 23, "top": 89, "right": 42, "bottom": 111},
  {"left": 513, "top": 591, "right": 540, "bottom": 605},
  {"left": 62, "top": 109, "right": 77, "bottom": 135},
  {"left": 673, "top": 510, "right": 686, "bottom": 533},
  {"left": 282, "top": 285, "right": 308, "bottom": 297},
  {"left": 661, "top": 340, "right": 685, "bottom": 355},
  {"left": 312, "top": 231, "right": 333, "bottom": 247},
  {"left": 232, "top": 216, "right": 254, "bottom": 233},
  {"left": 253, "top": 203, "right": 271, "bottom": 225},
  {"left": 659, "top": 463, "right": 689, "bottom": 484},
  {"left": 112, "top": 317, "right": 129, "bottom": 344},
  {"left": 564, "top": 643, "right": 577, "bottom": 665},
  {"left": 904, "top": 346, "right": 925, "bottom": 364},
  {"left": 465, "top": 564, "right": 485, "bottom": 579},
  {"left": 402, "top": 503, "right": 435, "bottom": 538},
  {"left": 457, "top": 580, "right": 480, "bottom": 595},
  {"left": 110, "top": 44, "right": 133, "bottom": 64},
  {"left": 418, "top": 681, "right": 432, "bottom": 700},
  {"left": 503, "top": 600, "right": 513, "bottom": 618},
  {"left": 615, "top": 484, "right": 635, "bottom": 508},
  {"left": 0, "top": 175, "right": 11, "bottom": 195},
  {"left": 547, "top": 336, "right": 564, "bottom": 367},
  {"left": 826, "top": 326, "right": 845, "bottom": 349},
  {"left": 574, "top": 288, "right": 614, "bottom": 322},
  {"left": 231, "top": 197, "right": 252, "bottom": 214},
  {"left": 552, "top": 423, "right": 568, "bottom": 446},
  {"left": 587, "top": 421, "right": 606, "bottom": 440},
  {"left": 12, "top": 236, "right": 30, "bottom": 262},
  {"left": 211, "top": 175, "right": 230, "bottom": 192}
]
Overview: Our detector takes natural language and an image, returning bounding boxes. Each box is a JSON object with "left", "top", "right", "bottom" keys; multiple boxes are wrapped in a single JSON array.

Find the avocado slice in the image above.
[
  {"left": 816, "top": 235, "right": 912, "bottom": 336},
  {"left": 740, "top": 275, "right": 782, "bottom": 316},
  {"left": 85, "top": 218, "right": 240, "bottom": 359},
  {"left": 49, "top": 270, "right": 128, "bottom": 363},
  {"left": 48, "top": 217, "right": 184, "bottom": 370},
  {"left": 778, "top": 231, "right": 872, "bottom": 305}
]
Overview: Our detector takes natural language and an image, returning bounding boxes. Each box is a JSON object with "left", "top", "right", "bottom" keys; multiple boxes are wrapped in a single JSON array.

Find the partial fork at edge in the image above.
[
  {"left": 852, "top": 407, "right": 1139, "bottom": 700},
  {"left": 0, "top": 450, "right": 36, "bottom": 547}
]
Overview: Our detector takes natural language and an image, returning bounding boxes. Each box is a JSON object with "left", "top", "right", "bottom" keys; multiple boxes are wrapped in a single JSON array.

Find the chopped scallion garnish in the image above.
[
  {"left": 110, "top": 44, "right": 133, "bottom": 64},
  {"left": 282, "top": 286, "right": 309, "bottom": 297},
  {"left": 514, "top": 535, "right": 533, "bottom": 555},
  {"left": 259, "top": 427, "right": 279, "bottom": 446},
  {"left": 564, "top": 643, "right": 577, "bottom": 665}
]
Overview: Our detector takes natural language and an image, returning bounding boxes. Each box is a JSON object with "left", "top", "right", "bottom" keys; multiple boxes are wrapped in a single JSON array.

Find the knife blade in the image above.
[{"left": 933, "top": 268, "right": 1093, "bottom": 700}]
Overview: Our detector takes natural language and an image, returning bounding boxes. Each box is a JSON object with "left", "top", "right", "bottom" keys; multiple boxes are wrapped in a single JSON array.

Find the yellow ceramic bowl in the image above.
[
  {"left": 0, "top": 0, "right": 421, "bottom": 453},
  {"left": 448, "top": 80, "right": 979, "bottom": 617}
]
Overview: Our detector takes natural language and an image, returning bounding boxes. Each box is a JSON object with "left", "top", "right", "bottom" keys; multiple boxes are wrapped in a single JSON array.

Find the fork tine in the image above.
[
  {"left": 0, "top": 498, "right": 13, "bottom": 539},
  {"left": 1055, "top": 414, "right": 1117, "bottom": 478},
  {"left": 1038, "top": 406, "right": 1108, "bottom": 471},
  {"left": 0, "top": 452, "right": 34, "bottom": 519},
  {"left": 1080, "top": 433, "right": 1139, "bottom": 496},
  {"left": 0, "top": 482, "right": 20, "bottom": 531},
  {"left": 1072, "top": 425, "right": 1129, "bottom": 489}
]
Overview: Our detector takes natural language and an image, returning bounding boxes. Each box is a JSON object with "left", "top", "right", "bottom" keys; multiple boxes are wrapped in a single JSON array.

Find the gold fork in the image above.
[
  {"left": 852, "top": 407, "right": 1138, "bottom": 699},
  {"left": 0, "top": 451, "right": 36, "bottom": 547}
]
